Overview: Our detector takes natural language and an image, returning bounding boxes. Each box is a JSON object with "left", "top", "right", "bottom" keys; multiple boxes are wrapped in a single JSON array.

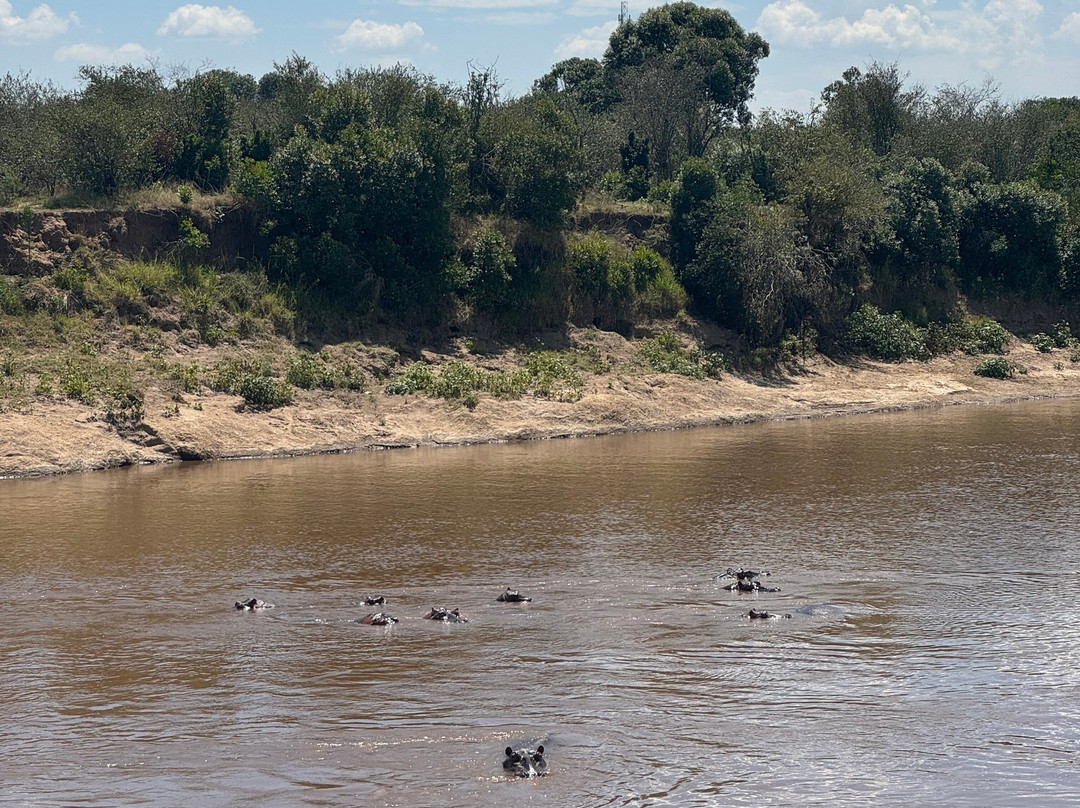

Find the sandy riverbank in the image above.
[{"left": 3, "top": 327, "right": 1079, "bottom": 480}]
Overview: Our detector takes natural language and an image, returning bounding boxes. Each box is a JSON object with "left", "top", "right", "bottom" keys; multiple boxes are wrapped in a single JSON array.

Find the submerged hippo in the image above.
[
  {"left": 748, "top": 608, "right": 790, "bottom": 619},
  {"left": 497, "top": 588, "right": 532, "bottom": 603},
  {"left": 363, "top": 596, "right": 386, "bottom": 606},
  {"left": 722, "top": 578, "right": 781, "bottom": 593},
  {"left": 423, "top": 607, "right": 469, "bottom": 623},
  {"left": 359, "top": 612, "right": 398, "bottom": 626},
  {"left": 235, "top": 598, "right": 274, "bottom": 611},
  {"left": 503, "top": 745, "right": 548, "bottom": 778}
]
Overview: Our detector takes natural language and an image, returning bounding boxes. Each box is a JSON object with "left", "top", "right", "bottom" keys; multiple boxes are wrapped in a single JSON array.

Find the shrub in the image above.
[
  {"left": 1031, "top": 332, "right": 1055, "bottom": 353},
  {"left": 639, "top": 331, "right": 706, "bottom": 378},
  {"left": 846, "top": 304, "right": 929, "bottom": 361},
  {"left": 974, "top": 356, "right": 1019, "bottom": 379},
  {"left": 950, "top": 317, "right": 1010, "bottom": 355},
  {"left": 0, "top": 277, "right": 24, "bottom": 315},
  {"left": 168, "top": 361, "right": 201, "bottom": 393},
  {"left": 177, "top": 184, "right": 194, "bottom": 205},
  {"left": 384, "top": 362, "right": 437, "bottom": 395},
  {"left": 238, "top": 374, "right": 293, "bottom": 411},
  {"left": 1052, "top": 320, "right": 1074, "bottom": 348}
]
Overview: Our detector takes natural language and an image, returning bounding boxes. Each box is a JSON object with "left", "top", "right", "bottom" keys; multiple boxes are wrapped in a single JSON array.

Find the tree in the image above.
[
  {"left": 603, "top": 1, "right": 769, "bottom": 176},
  {"left": 820, "top": 62, "right": 922, "bottom": 158}
]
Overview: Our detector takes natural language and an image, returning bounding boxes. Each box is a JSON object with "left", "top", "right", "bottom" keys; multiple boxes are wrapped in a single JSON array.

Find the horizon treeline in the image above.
[{"left": 2, "top": 1, "right": 1079, "bottom": 350}]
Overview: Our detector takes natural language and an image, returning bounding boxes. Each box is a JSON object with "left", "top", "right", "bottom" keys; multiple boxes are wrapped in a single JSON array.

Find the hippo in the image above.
[
  {"left": 363, "top": 596, "right": 386, "bottom": 606},
  {"left": 235, "top": 598, "right": 274, "bottom": 611},
  {"left": 748, "top": 608, "right": 791, "bottom": 619},
  {"left": 714, "top": 567, "right": 771, "bottom": 582},
  {"left": 424, "top": 607, "right": 469, "bottom": 623},
  {"left": 497, "top": 588, "right": 532, "bottom": 603},
  {"left": 723, "top": 579, "right": 781, "bottom": 593},
  {"left": 359, "top": 612, "right": 398, "bottom": 625},
  {"left": 503, "top": 745, "right": 548, "bottom": 778}
]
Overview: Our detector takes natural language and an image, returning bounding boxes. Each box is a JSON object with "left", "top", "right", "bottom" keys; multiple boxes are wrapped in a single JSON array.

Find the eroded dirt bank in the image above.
[{"left": 3, "top": 333, "right": 1078, "bottom": 479}]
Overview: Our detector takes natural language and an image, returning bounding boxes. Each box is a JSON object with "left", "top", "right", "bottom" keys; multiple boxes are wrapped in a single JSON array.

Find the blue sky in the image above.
[{"left": 1, "top": 0, "right": 1078, "bottom": 113}]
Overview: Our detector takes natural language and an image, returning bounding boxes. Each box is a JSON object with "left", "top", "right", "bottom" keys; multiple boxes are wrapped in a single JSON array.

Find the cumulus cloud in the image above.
[
  {"left": 756, "top": 0, "right": 1044, "bottom": 66},
  {"left": 0, "top": 0, "right": 75, "bottom": 42},
  {"left": 336, "top": 19, "right": 424, "bottom": 51},
  {"left": 554, "top": 20, "right": 617, "bottom": 60},
  {"left": 757, "top": 1, "right": 958, "bottom": 49},
  {"left": 1054, "top": 11, "right": 1080, "bottom": 42},
  {"left": 158, "top": 4, "right": 258, "bottom": 39},
  {"left": 55, "top": 42, "right": 156, "bottom": 64}
]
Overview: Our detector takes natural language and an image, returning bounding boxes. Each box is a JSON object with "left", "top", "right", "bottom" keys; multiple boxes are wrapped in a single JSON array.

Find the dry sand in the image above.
[{"left": 2, "top": 330, "right": 1078, "bottom": 479}]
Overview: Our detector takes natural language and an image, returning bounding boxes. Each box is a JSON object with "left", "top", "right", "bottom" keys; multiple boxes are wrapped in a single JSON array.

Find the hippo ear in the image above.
[
  {"left": 505, "top": 746, "right": 514, "bottom": 756},
  {"left": 535, "top": 745, "right": 544, "bottom": 755}
]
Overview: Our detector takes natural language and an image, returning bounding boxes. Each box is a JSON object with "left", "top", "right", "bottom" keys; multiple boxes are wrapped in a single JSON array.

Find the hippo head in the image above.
[{"left": 503, "top": 744, "right": 547, "bottom": 778}]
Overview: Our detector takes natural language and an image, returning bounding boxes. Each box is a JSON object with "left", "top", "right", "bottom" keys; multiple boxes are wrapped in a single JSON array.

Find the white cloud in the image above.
[
  {"left": 335, "top": 19, "right": 424, "bottom": 51},
  {"left": 757, "top": 1, "right": 958, "bottom": 49},
  {"left": 756, "top": 0, "right": 1044, "bottom": 66},
  {"left": 554, "top": 20, "right": 617, "bottom": 60},
  {"left": 0, "top": 0, "right": 75, "bottom": 42},
  {"left": 158, "top": 4, "right": 259, "bottom": 39},
  {"left": 55, "top": 42, "right": 156, "bottom": 64},
  {"left": 1054, "top": 11, "right": 1080, "bottom": 42}
]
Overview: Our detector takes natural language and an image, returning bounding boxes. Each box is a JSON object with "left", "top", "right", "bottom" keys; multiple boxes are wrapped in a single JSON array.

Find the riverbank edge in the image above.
[{"left": 4, "top": 341, "right": 1079, "bottom": 480}]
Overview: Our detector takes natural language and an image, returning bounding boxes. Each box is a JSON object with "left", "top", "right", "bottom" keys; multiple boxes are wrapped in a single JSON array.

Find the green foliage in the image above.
[
  {"left": 385, "top": 352, "right": 583, "bottom": 403},
  {"left": 0, "top": 277, "right": 24, "bottom": 315},
  {"left": 974, "top": 356, "right": 1019, "bottom": 379},
  {"left": 1031, "top": 332, "right": 1055, "bottom": 353},
  {"left": 178, "top": 217, "right": 211, "bottom": 253},
  {"left": 948, "top": 316, "right": 1010, "bottom": 355},
  {"left": 384, "top": 362, "right": 436, "bottom": 395},
  {"left": 845, "top": 304, "right": 930, "bottom": 361},
  {"left": 639, "top": 331, "right": 707, "bottom": 378},
  {"left": 177, "top": 184, "right": 194, "bottom": 205},
  {"left": 168, "top": 361, "right": 201, "bottom": 392},
  {"left": 286, "top": 351, "right": 365, "bottom": 391},
  {"left": 208, "top": 354, "right": 292, "bottom": 410},
  {"left": 237, "top": 374, "right": 293, "bottom": 411}
]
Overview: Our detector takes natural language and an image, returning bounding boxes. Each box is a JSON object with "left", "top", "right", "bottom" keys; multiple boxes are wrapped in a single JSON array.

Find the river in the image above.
[{"left": 2, "top": 399, "right": 1079, "bottom": 806}]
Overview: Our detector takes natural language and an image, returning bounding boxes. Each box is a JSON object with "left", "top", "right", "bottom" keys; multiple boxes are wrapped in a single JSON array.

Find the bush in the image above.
[
  {"left": 846, "top": 304, "right": 929, "bottom": 361},
  {"left": 238, "top": 374, "right": 293, "bottom": 411},
  {"left": 639, "top": 331, "right": 706, "bottom": 379},
  {"left": 384, "top": 362, "right": 436, "bottom": 395},
  {"left": 1031, "top": 332, "right": 1055, "bottom": 353},
  {"left": 950, "top": 317, "right": 1010, "bottom": 355},
  {"left": 1052, "top": 320, "right": 1074, "bottom": 348},
  {"left": 974, "top": 356, "right": 1019, "bottom": 379},
  {"left": 177, "top": 183, "right": 194, "bottom": 205},
  {"left": 0, "top": 278, "right": 25, "bottom": 315}
]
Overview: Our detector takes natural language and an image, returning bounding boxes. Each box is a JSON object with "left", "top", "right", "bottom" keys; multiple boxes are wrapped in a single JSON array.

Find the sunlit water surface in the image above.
[{"left": 2, "top": 399, "right": 1080, "bottom": 806}]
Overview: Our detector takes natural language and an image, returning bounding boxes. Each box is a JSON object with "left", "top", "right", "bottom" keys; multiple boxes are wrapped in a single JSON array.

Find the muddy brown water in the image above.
[{"left": 2, "top": 399, "right": 1080, "bottom": 806}]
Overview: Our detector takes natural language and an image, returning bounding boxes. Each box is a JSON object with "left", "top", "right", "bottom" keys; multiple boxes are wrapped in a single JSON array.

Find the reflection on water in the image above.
[{"left": 2, "top": 399, "right": 1080, "bottom": 806}]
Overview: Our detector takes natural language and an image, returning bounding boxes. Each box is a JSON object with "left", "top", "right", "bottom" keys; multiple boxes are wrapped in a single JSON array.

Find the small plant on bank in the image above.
[
  {"left": 237, "top": 374, "right": 293, "bottom": 411},
  {"left": 286, "top": 351, "right": 366, "bottom": 391},
  {"left": 974, "top": 356, "right": 1020, "bottom": 379},
  {"left": 1052, "top": 320, "right": 1074, "bottom": 348},
  {"left": 845, "top": 304, "right": 929, "bottom": 361},
  {"left": 639, "top": 331, "right": 706, "bottom": 379},
  {"left": 1031, "top": 332, "right": 1055, "bottom": 353},
  {"left": 177, "top": 184, "right": 194, "bottom": 205},
  {"left": 209, "top": 354, "right": 292, "bottom": 410}
]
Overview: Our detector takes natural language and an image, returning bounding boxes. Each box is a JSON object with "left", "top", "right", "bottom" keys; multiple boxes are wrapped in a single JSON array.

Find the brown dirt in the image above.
[{"left": 3, "top": 328, "right": 1078, "bottom": 479}]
